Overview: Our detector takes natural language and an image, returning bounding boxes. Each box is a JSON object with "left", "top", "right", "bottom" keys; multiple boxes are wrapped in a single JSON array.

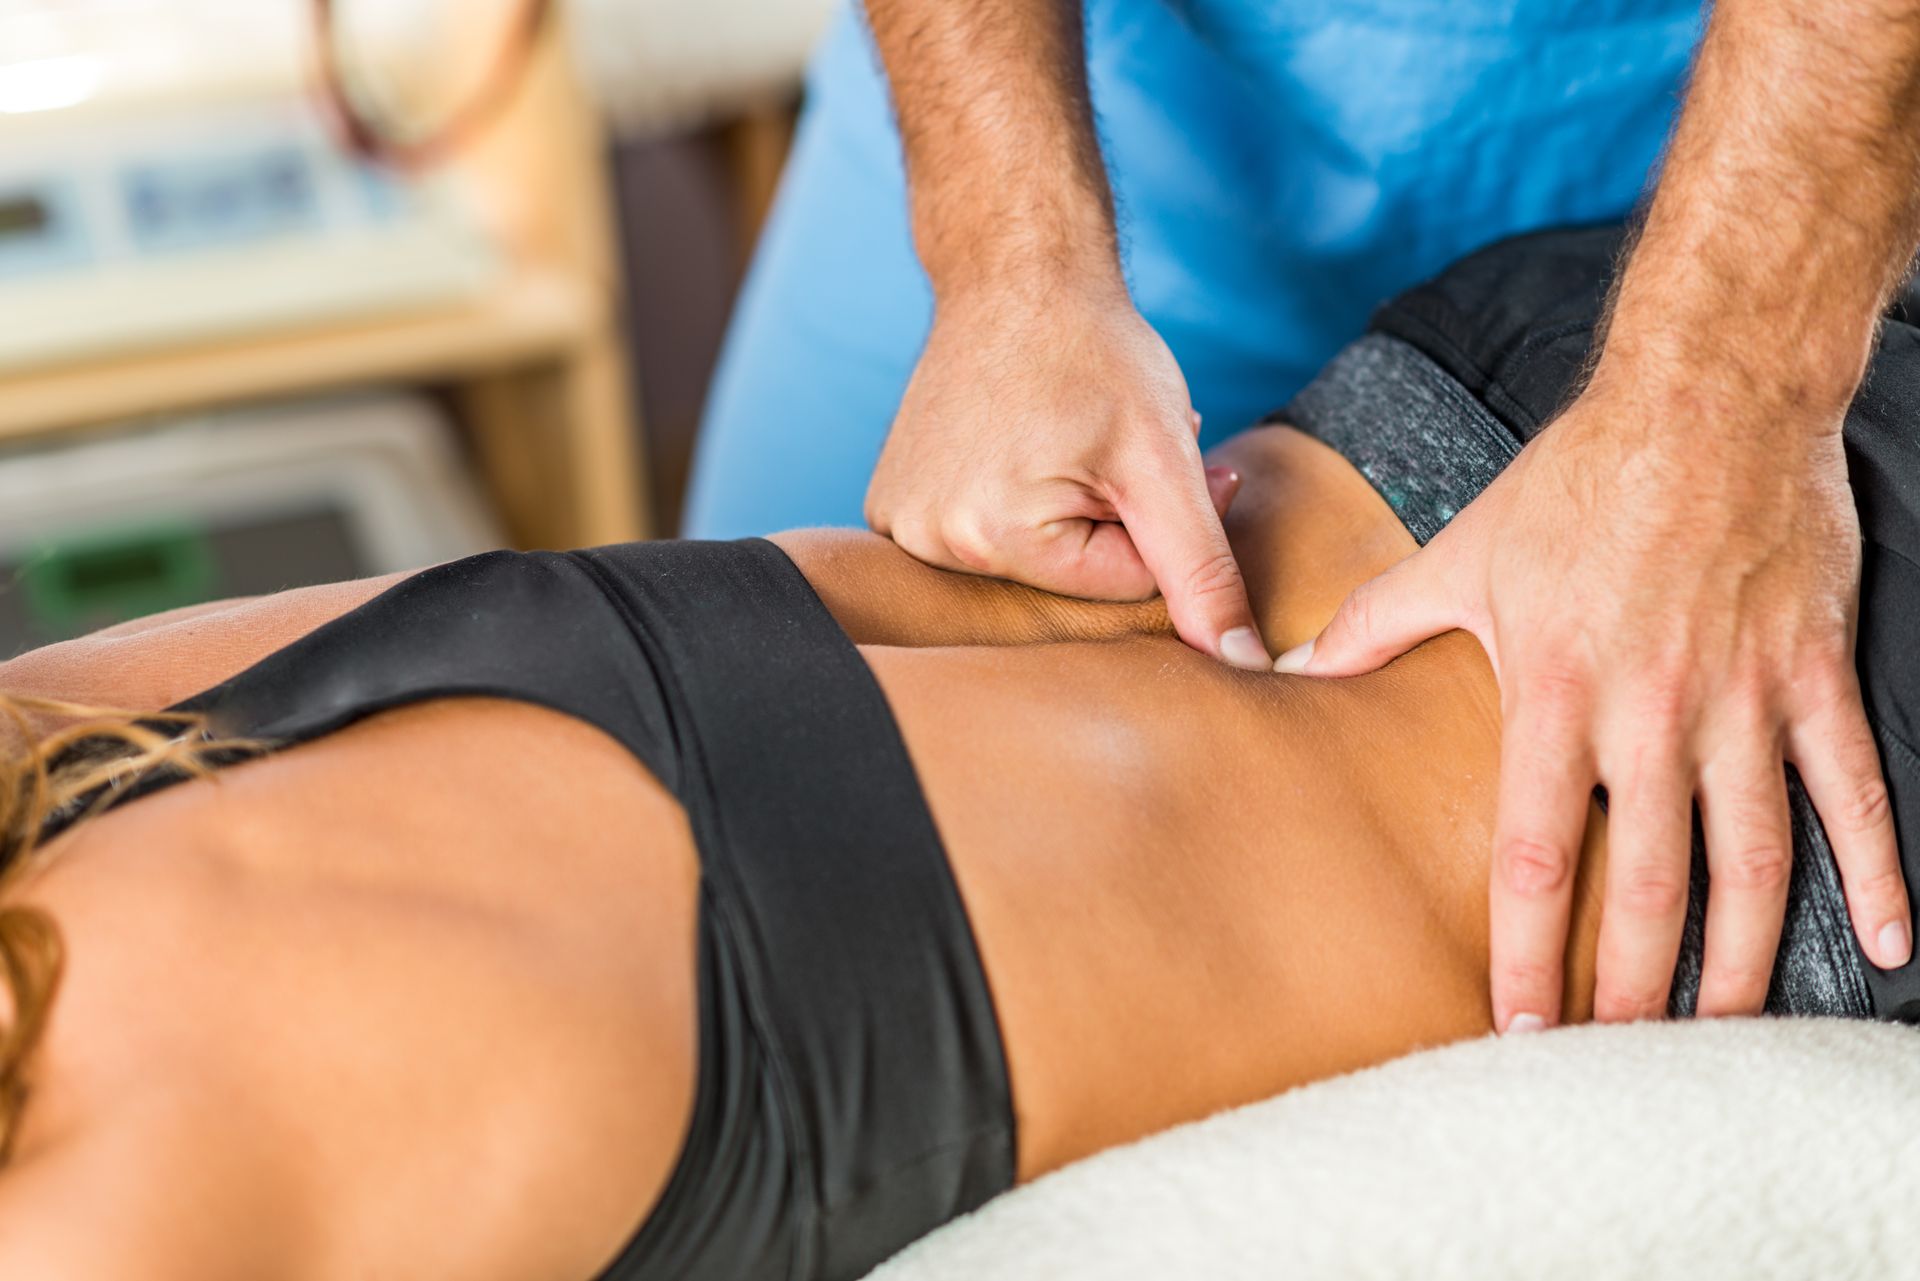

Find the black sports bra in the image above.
[{"left": 48, "top": 537, "right": 1016, "bottom": 1281}]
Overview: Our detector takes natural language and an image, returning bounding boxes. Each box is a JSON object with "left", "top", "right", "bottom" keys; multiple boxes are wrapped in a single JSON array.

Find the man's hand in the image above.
[
  {"left": 1285, "top": 0, "right": 1920, "bottom": 1028},
  {"left": 865, "top": 277, "right": 1270, "bottom": 668},
  {"left": 1279, "top": 373, "right": 1911, "bottom": 1026},
  {"left": 858, "top": 0, "right": 1267, "bottom": 667}
]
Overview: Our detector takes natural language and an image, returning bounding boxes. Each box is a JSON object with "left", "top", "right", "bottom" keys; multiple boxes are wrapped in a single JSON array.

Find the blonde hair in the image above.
[{"left": 0, "top": 694, "right": 254, "bottom": 1161}]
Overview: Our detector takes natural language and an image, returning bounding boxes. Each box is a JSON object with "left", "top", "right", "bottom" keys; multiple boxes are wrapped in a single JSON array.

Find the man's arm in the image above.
[
  {"left": 1610, "top": 0, "right": 1920, "bottom": 419},
  {"left": 1286, "top": 0, "right": 1920, "bottom": 1027},
  {"left": 863, "top": 0, "right": 1115, "bottom": 298},
  {"left": 859, "top": 1, "right": 1272, "bottom": 671}
]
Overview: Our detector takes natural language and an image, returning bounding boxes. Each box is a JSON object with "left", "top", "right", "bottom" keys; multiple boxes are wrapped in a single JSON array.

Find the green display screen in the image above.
[
  {"left": 0, "top": 195, "right": 50, "bottom": 239},
  {"left": 22, "top": 523, "right": 216, "bottom": 632}
]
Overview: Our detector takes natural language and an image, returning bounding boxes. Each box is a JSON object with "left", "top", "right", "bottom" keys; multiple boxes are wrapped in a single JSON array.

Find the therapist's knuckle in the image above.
[
  {"left": 1713, "top": 670, "right": 1771, "bottom": 730},
  {"left": 1634, "top": 666, "right": 1696, "bottom": 736},
  {"left": 1181, "top": 550, "right": 1246, "bottom": 603},
  {"left": 1851, "top": 862, "right": 1907, "bottom": 908},
  {"left": 886, "top": 517, "right": 936, "bottom": 560},
  {"left": 942, "top": 518, "right": 998, "bottom": 574},
  {"left": 1704, "top": 952, "right": 1774, "bottom": 998},
  {"left": 1804, "top": 640, "right": 1855, "bottom": 688},
  {"left": 1598, "top": 736, "right": 1680, "bottom": 804},
  {"left": 1497, "top": 957, "right": 1559, "bottom": 999},
  {"left": 1520, "top": 659, "right": 1591, "bottom": 722},
  {"left": 1701, "top": 959, "right": 1773, "bottom": 1007},
  {"left": 1718, "top": 841, "right": 1791, "bottom": 895},
  {"left": 1596, "top": 983, "right": 1669, "bottom": 1023},
  {"left": 1715, "top": 765, "right": 1784, "bottom": 828},
  {"left": 1500, "top": 837, "right": 1575, "bottom": 898},
  {"left": 1615, "top": 862, "right": 1687, "bottom": 919},
  {"left": 1790, "top": 652, "right": 1860, "bottom": 719},
  {"left": 1834, "top": 774, "right": 1893, "bottom": 837}
]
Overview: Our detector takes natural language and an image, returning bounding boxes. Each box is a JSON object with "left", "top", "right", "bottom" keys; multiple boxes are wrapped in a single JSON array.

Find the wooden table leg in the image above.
[{"left": 457, "top": 337, "right": 650, "bottom": 550}]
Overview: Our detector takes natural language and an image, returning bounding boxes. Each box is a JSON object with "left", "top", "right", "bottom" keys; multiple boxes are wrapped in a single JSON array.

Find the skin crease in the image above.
[
  {"left": 860, "top": 0, "right": 1920, "bottom": 1038},
  {"left": 0, "top": 425, "right": 1607, "bottom": 1278}
]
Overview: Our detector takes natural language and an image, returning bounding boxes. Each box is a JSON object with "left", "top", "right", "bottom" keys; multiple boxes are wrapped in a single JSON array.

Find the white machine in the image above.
[
  {"left": 0, "top": 393, "right": 504, "bottom": 656},
  {"left": 0, "top": 0, "right": 499, "bottom": 372}
]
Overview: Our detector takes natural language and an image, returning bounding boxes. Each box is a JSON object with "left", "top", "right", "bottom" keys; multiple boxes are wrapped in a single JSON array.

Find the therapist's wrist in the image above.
[
  {"left": 1600, "top": 231, "right": 1883, "bottom": 433},
  {"left": 912, "top": 175, "right": 1124, "bottom": 304},
  {"left": 925, "top": 243, "right": 1131, "bottom": 317},
  {"left": 1595, "top": 294, "right": 1870, "bottom": 437},
  {"left": 922, "top": 238, "right": 1127, "bottom": 314}
]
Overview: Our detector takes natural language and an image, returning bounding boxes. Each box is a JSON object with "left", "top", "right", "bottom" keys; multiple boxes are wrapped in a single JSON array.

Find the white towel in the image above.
[{"left": 868, "top": 1019, "right": 1920, "bottom": 1280}]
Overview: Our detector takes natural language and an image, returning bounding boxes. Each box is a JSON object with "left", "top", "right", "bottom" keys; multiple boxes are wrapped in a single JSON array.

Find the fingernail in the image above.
[
  {"left": 1879, "top": 919, "right": 1912, "bottom": 968},
  {"left": 1504, "top": 1012, "right": 1546, "bottom": 1035},
  {"left": 1218, "top": 626, "right": 1271, "bottom": 671},
  {"left": 1272, "top": 637, "right": 1315, "bottom": 674}
]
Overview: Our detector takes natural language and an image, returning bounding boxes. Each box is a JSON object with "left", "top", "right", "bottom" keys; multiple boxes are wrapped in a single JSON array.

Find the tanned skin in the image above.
[
  {"left": 862, "top": 0, "right": 1920, "bottom": 1038},
  {"left": 0, "top": 426, "right": 1607, "bottom": 1279}
]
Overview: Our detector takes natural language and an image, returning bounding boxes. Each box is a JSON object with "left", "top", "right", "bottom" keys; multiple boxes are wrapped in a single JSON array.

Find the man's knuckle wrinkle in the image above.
[
  {"left": 1503, "top": 838, "right": 1573, "bottom": 896},
  {"left": 1704, "top": 962, "right": 1773, "bottom": 999},
  {"left": 1855, "top": 864, "right": 1908, "bottom": 904},
  {"left": 1840, "top": 778, "right": 1893, "bottom": 834},
  {"left": 1183, "top": 551, "right": 1245, "bottom": 602},
  {"left": 1500, "top": 958, "right": 1559, "bottom": 994},
  {"left": 1721, "top": 843, "right": 1791, "bottom": 894},
  {"left": 1618, "top": 865, "right": 1687, "bottom": 918}
]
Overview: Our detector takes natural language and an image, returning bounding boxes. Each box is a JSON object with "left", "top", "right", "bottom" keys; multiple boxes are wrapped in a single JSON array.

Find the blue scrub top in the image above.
[{"left": 683, "top": 0, "right": 1704, "bottom": 538}]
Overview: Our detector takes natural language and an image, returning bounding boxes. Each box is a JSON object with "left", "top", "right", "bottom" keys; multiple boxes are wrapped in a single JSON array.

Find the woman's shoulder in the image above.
[{"left": 0, "top": 571, "right": 412, "bottom": 724}]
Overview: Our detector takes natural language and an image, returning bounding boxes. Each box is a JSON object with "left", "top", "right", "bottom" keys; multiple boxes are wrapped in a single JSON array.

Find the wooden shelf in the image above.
[
  {"left": 0, "top": 17, "right": 649, "bottom": 550},
  {"left": 0, "top": 268, "right": 600, "bottom": 442}
]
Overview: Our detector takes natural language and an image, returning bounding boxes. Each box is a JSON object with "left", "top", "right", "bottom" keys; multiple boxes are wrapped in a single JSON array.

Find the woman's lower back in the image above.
[
  {"left": 855, "top": 423, "right": 1598, "bottom": 1177},
  {"left": 866, "top": 628, "right": 1514, "bottom": 1177}
]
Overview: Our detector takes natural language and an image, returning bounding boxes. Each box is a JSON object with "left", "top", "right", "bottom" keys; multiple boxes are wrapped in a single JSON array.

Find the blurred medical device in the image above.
[
  {"left": 0, "top": 0, "right": 499, "bottom": 374},
  {"left": 0, "top": 394, "right": 502, "bottom": 657}
]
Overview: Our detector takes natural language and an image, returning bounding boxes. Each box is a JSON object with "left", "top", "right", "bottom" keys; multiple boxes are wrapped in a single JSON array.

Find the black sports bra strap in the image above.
[{"left": 169, "top": 549, "right": 684, "bottom": 793}]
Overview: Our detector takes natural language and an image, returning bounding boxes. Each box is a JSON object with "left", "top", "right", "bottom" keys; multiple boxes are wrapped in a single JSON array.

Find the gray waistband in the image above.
[
  {"left": 1281, "top": 334, "right": 1521, "bottom": 547},
  {"left": 1279, "top": 332, "right": 1871, "bottom": 1020}
]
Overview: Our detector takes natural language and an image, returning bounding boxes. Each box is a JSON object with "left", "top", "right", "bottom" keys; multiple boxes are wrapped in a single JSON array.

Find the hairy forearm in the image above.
[
  {"left": 863, "top": 0, "right": 1121, "bottom": 297},
  {"left": 1606, "top": 0, "right": 1920, "bottom": 418}
]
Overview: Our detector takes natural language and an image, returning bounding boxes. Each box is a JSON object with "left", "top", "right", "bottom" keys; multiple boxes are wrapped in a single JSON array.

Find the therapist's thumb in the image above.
[
  {"left": 1276, "top": 549, "right": 1459, "bottom": 677},
  {"left": 1116, "top": 450, "right": 1271, "bottom": 672}
]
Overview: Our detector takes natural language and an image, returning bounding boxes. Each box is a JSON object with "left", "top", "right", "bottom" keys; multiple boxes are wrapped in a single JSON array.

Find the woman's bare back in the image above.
[{"left": 0, "top": 426, "right": 1606, "bottom": 1277}]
